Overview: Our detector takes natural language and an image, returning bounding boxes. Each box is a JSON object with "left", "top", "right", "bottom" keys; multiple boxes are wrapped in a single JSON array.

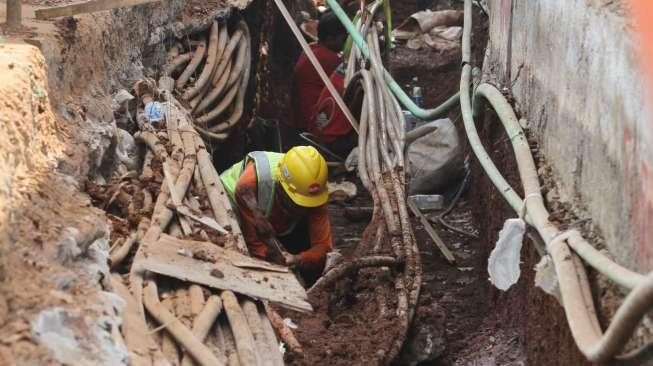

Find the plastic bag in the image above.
[
  {"left": 144, "top": 101, "right": 164, "bottom": 123},
  {"left": 534, "top": 255, "right": 561, "bottom": 302},
  {"left": 407, "top": 118, "right": 465, "bottom": 195},
  {"left": 487, "top": 218, "right": 525, "bottom": 291}
]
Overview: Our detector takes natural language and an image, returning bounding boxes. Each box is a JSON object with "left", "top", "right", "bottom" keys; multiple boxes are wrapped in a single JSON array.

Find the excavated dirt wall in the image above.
[{"left": 0, "top": 2, "right": 239, "bottom": 364}]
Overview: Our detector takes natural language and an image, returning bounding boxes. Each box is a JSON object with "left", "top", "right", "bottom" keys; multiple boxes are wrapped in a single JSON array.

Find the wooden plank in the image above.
[
  {"left": 407, "top": 199, "right": 457, "bottom": 265},
  {"left": 35, "top": 0, "right": 160, "bottom": 20},
  {"left": 134, "top": 235, "right": 312, "bottom": 312},
  {"left": 163, "top": 161, "right": 193, "bottom": 235},
  {"left": 175, "top": 205, "right": 228, "bottom": 235},
  {"left": 110, "top": 274, "right": 169, "bottom": 366}
]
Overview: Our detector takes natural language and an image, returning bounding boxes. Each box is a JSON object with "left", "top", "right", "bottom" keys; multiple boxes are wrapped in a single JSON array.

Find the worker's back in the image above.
[{"left": 291, "top": 43, "right": 341, "bottom": 130}]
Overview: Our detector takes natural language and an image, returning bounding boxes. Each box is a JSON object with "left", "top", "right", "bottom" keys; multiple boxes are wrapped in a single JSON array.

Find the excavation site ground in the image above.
[{"left": 0, "top": 0, "right": 650, "bottom": 365}]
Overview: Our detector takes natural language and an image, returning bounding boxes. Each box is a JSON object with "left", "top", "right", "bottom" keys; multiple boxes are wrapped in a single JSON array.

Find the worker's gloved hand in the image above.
[
  {"left": 282, "top": 252, "right": 300, "bottom": 267},
  {"left": 267, "top": 249, "right": 290, "bottom": 266}
]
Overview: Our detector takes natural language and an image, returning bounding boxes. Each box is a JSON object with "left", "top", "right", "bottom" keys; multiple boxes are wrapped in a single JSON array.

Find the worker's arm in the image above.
[
  {"left": 295, "top": 204, "right": 333, "bottom": 270},
  {"left": 234, "top": 163, "right": 271, "bottom": 260}
]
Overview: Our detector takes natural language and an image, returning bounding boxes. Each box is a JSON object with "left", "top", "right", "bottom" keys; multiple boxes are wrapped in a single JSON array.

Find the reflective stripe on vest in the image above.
[
  {"left": 218, "top": 152, "right": 298, "bottom": 236},
  {"left": 219, "top": 151, "right": 284, "bottom": 217},
  {"left": 248, "top": 151, "right": 275, "bottom": 215}
]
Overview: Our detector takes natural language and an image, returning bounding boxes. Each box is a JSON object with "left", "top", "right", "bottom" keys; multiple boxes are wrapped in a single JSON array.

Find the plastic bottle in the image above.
[{"left": 412, "top": 86, "right": 423, "bottom": 107}]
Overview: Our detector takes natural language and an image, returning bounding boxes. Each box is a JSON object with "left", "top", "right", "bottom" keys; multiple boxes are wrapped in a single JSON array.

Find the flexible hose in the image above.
[
  {"left": 195, "top": 27, "right": 248, "bottom": 115},
  {"left": 326, "top": 0, "right": 460, "bottom": 120},
  {"left": 459, "top": 0, "right": 653, "bottom": 361}
]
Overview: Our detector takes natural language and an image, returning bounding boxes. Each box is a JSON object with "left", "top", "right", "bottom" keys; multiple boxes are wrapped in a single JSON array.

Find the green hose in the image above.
[
  {"left": 343, "top": 0, "right": 393, "bottom": 60},
  {"left": 327, "top": 0, "right": 460, "bottom": 120},
  {"left": 382, "top": 0, "right": 393, "bottom": 51}
]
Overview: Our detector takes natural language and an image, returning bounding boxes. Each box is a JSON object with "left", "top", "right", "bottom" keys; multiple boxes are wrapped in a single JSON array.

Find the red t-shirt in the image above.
[
  {"left": 309, "top": 67, "right": 352, "bottom": 143},
  {"left": 291, "top": 43, "right": 341, "bottom": 130}
]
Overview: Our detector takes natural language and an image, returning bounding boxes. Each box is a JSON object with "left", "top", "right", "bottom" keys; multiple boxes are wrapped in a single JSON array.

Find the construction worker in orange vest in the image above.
[{"left": 220, "top": 146, "right": 333, "bottom": 284}]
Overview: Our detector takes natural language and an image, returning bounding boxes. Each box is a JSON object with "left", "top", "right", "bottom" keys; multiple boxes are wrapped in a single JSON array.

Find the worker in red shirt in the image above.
[
  {"left": 290, "top": 11, "right": 348, "bottom": 133},
  {"left": 220, "top": 146, "right": 332, "bottom": 285},
  {"left": 309, "top": 62, "right": 357, "bottom": 157}
]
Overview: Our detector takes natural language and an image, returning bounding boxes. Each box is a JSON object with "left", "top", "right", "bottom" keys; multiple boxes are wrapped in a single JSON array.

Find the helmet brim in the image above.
[{"left": 280, "top": 179, "right": 329, "bottom": 208}]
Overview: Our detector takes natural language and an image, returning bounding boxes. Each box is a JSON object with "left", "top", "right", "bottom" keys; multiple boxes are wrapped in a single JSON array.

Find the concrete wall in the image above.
[{"left": 485, "top": 0, "right": 653, "bottom": 272}]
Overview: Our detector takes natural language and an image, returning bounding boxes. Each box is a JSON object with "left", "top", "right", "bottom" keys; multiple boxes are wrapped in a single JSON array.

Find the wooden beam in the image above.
[
  {"left": 407, "top": 199, "right": 456, "bottom": 265},
  {"left": 143, "top": 281, "right": 225, "bottom": 366},
  {"left": 35, "top": 0, "right": 160, "bottom": 20},
  {"left": 110, "top": 275, "right": 169, "bottom": 366}
]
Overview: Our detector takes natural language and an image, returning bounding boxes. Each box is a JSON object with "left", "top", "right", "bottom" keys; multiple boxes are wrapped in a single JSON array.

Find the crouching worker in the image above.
[
  {"left": 220, "top": 146, "right": 332, "bottom": 285},
  {"left": 309, "top": 62, "right": 357, "bottom": 157}
]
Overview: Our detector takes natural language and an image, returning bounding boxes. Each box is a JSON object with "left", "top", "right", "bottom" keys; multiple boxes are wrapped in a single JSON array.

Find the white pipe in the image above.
[{"left": 461, "top": 8, "right": 653, "bottom": 357}]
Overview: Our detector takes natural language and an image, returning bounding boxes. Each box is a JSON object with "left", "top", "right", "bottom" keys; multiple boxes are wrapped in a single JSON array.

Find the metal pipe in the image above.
[{"left": 326, "top": 0, "right": 460, "bottom": 120}]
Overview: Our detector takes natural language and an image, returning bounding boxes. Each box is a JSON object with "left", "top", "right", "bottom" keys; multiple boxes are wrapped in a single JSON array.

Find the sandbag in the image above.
[{"left": 407, "top": 118, "right": 464, "bottom": 195}]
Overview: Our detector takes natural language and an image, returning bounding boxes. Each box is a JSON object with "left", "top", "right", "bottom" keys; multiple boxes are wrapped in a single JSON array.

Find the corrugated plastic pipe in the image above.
[
  {"left": 326, "top": 0, "right": 459, "bottom": 120},
  {"left": 459, "top": 0, "right": 653, "bottom": 361}
]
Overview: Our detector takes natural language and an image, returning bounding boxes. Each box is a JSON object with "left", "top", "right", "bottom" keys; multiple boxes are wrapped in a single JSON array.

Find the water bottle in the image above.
[{"left": 412, "top": 86, "right": 423, "bottom": 107}]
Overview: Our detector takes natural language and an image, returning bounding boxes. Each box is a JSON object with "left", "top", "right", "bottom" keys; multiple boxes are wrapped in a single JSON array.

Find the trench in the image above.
[{"left": 0, "top": 0, "right": 593, "bottom": 365}]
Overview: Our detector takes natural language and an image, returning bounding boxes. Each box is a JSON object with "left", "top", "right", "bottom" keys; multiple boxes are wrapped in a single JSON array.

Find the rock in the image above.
[
  {"left": 327, "top": 181, "right": 357, "bottom": 202},
  {"left": 115, "top": 128, "right": 138, "bottom": 174},
  {"left": 31, "top": 307, "right": 128, "bottom": 365},
  {"left": 398, "top": 302, "right": 447, "bottom": 366},
  {"left": 110, "top": 89, "right": 134, "bottom": 112},
  {"left": 31, "top": 308, "right": 87, "bottom": 364},
  {"left": 85, "top": 119, "right": 117, "bottom": 182},
  {"left": 56, "top": 227, "right": 82, "bottom": 264},
  {"left": 50, "top": 272, "right": 78, "bottom": 291}
]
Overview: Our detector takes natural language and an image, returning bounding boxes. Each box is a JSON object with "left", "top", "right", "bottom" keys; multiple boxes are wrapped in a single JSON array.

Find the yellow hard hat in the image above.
[{"left": 277, "top": 146, "right": 329, "bottom": 207}]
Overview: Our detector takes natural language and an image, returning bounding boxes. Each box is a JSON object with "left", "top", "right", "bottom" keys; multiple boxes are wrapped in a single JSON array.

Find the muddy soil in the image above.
[
  {"left": 387, "top": 2, "right": 587, "bottom": 364},
  {"left": 370, "top": 2, "right": 586, "bottom": 364},
  {"left": 278, "top": 179, "right": 404, "bottom": 365}
]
